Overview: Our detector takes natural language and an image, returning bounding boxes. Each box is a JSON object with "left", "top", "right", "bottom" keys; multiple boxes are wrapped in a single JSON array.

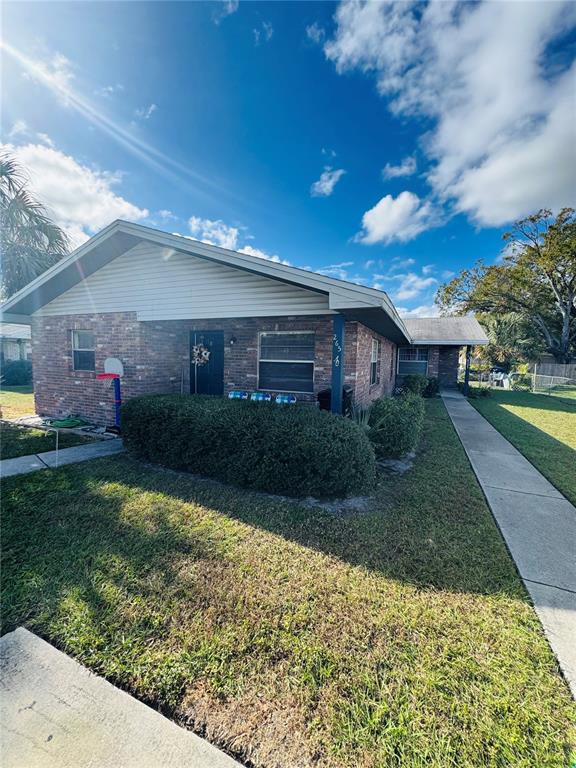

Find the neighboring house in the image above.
[
  {"left": 0, "top": 323, "right": 32, "bottom": 365},
  {"left": 0, "top": 220, "right": 487, "bottom": 425}
]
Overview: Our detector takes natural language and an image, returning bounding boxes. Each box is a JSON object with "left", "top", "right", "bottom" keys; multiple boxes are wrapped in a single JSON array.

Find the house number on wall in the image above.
[{"left": 332, "top": 333, "right": 342, "bottom": 368}]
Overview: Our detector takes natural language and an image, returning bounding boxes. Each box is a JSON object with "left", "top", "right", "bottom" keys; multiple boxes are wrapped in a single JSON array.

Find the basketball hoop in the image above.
[{"left": 96, "top": 358, "right": 124, "bottom": 430}]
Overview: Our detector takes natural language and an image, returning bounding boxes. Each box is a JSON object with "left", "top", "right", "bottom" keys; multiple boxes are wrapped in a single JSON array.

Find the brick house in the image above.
[{"left": 1, "top": 220, "right": 487, "bottom": 425}]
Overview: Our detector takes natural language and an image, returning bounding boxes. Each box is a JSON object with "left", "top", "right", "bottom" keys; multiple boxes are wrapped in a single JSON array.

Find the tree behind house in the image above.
[
  {"left": 437, "top": 208, "right": 576, "bottom": 363},
  {"left": 0, "top": 153, "right": 69, "bottom": 299}
]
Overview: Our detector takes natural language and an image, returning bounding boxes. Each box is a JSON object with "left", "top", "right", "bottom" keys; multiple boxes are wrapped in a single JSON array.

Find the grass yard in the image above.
[
  {"left": 0, "top": 422, "right": 92, "bottom": 460},
  {"left": 2, "top": 398, "right": 574, "bottom": 767},
  {"left": 0, "top": 384, "right": 35, "bottom": 420},
  {"left": 470, "top": 388, "right": 576, "bottom": 505}
]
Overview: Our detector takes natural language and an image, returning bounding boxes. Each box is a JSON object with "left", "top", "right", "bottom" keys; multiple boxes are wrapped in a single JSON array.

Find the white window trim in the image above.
[
  {"left": 71, "top": 329, "right": 95, "bottom": 371},
  {"left": 257, "top": 331, "right": 315, "bottom": 394},
  {"left": 370, "top": 338, "right": 380, "bottom": 386},
  {"left": 397, "top": 345, "right": 429, "bottom": 376}
]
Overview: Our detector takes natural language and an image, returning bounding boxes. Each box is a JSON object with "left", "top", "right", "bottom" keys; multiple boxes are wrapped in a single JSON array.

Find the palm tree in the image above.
[{"left": 0, "top": 153, "right": 69, "bottom": 299}]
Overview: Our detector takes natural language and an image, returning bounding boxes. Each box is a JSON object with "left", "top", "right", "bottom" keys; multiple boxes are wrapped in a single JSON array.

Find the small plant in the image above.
[
  {"left": 401, "top": 374, "right": 428, "bottom": 396},
  {"left": 350, "top": 403, "right": 372, "bottom": 431},
  {"left": 368, "top": 392, "right": 425, "bottom": 458},
  {"left": 423, "top": 377, "right": 440, "bottom": 398}
]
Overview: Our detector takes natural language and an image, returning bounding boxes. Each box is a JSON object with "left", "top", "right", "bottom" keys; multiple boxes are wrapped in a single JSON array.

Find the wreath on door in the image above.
[{"left": 192, "top": 344, "right": 211, "bottom": 366}]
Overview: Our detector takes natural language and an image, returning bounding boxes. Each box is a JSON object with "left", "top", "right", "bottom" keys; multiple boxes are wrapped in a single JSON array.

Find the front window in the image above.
[
  {"left": 370, "top": 338, "right": 380, "bottom": 386},
  {"left": 72, "top": 330, "right": 95, "bottom": 371},
  {"left": 398, "top": 346, "right": 428, "bottom": 376},
  {"left": 258, "top": 332, "right": 314, "bottom": 393}
]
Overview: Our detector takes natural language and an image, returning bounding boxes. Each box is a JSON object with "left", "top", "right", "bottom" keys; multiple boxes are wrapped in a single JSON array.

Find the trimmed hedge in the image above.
[
  {"left": 401, "top": 374, "right": 428, "bottom": 396},
  {"left": 368, "top": 392, "right": 425, "bottom": 458},
  {"left": 423, "top": 377, "right": 440, "bottom": 398},
  {"left": 122, "top": 395, "right": 376, "bottom": 498},
  {"left": 2, "top": 359, "right": 32, "bottom": 385}
]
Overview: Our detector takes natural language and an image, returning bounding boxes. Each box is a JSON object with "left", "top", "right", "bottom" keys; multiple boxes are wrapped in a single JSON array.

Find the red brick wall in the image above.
[
  {"left": 438, "top": 345, "right": 461, "bottom": 386},
  {"left": 32, "top": 312, "right": 398, "bottom": 423},
  {"left": 351, "top": 323, "right": 396, "bottom": 406}
]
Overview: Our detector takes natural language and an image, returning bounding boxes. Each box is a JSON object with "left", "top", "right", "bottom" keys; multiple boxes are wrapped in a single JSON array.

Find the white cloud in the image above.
[
  {"left": 239, "top": 244, "right": 290, "bottom": 265},
  {"left": 213, "top": 0, "right": 239, "bottom": 25},
  {"left": 324, "top": 1, "right": 576, "bottom": 227},
  {"left": 316, "top": 261, "right": 354, "bottom": 280},
  {"left": 321, "top": 147, "right": 337, "bottom": 158},
  {"left": 8, "top": 119, "right": 28, "bottom": 138},
  {"left": 1, "top": 142, "right": 149, "bottom": 247},
  {"left": 356, "top": 191, "right": 435, "bottom": 244},
  {"left": 96, "top": 83, "right": 124, "bottom": 97},
  {"left": 20, "top": 51, "right": 74, "bottom": 104},
  {"left": 253, "top": 21, "right": 274, "bottom": 45},
  {"left": 397, "top": 303, "right": 440, "bottom": 318},
  {"left": 36, "top": 133, "right": 54, "bottom": 148},
  {"left": 306, "top": 23, "right": 325, "bottom": 45},
  {"left": 158, "top": 209, "right": 176, "bottom": 222},
  {"left": 188, "top": 216, "right": 239, "bottom": 249},
  {"left": 134, "top": 103, "right": 157, "bottom": 120},
  {"left": 310, "top": 166, "right": 346, "bottom": 197},
  {"left": 422, "top": 264, "right": 434, "bottom": 275},
  {"left": 186, "top": 216, "right": 289, "bottom": 263},
  {"left": 382, "top": 155, "right": 416, "bottom": 180},
  {"left": 393, "top": 272, "right": 437, "bottom": 301}
]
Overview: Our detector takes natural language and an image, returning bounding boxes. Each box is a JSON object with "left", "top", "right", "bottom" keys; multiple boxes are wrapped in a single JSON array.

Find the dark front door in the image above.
[{"left": 190, "top": 331, "right": 224, "bottom": 395}]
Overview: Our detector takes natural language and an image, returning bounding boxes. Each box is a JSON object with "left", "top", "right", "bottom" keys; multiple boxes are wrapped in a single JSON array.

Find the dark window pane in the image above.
[
  {"left": 260, "top": 333, "right": 314, "bottom": 361},
  {"left": 370, "top": 360, "right": 378, "bottom": 385},
  {"left": 259, "top": 361, "right": 314, "bottom": 392},
  {"left": 73, "top": 350, "right": 95, "bottom": 371},
  {"left": 73, "top": 330, "right": 94, "bottom": 350},
  {"left": 398, "top": 360, "right": 427, "bottom": 376}
]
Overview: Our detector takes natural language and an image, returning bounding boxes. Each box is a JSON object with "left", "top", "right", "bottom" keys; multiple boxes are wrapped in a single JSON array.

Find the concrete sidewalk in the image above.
[
  {"left": 1, "top": 438, "right": 124, "bottom": 478},
  {"left": 442, "top": 389, "right": 576, "bottom": 698},
  {"left": 0, "top": 628, "right": 242, "bottom": 768}
]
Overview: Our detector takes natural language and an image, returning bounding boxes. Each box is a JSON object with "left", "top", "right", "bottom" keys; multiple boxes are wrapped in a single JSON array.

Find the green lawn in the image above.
[
  {"left": 470, "top": 389, "right": 576, "bottom": 505},
  {"left": 2, "top": 399, "right": 574, "bottom": 767},
  {"left": 0, "top": 422, "right": 92, "bottom": 460},
  {"left": 0, "top": 384, "right": 35, "bottom": 420}
]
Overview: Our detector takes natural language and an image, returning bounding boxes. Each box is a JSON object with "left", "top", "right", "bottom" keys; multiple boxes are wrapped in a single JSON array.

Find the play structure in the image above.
[{"left": 96, "top": 357, "right": 124, "bottom": 431}]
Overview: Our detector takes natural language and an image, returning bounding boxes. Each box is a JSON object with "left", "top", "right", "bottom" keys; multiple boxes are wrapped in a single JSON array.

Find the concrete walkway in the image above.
[
  {"left": 442, "top": 389, "right": 576, "bottom": 698},
  {"left": 1, "top": 438, "right": 124, "bottom": 478},
  {"left": 0, "top": 628, "right": 242, "bottom": 768}
]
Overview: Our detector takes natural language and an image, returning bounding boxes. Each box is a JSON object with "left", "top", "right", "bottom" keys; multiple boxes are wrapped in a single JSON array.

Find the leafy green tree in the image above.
[
  {"left": 437, "top": 209, "right": 576, "bottom": 363},
  {"left": 474, "top": 313, "right": 541, "bottom": 370},
  {"left": 0, "top": 153, "right": 69, "bottom": 299}
]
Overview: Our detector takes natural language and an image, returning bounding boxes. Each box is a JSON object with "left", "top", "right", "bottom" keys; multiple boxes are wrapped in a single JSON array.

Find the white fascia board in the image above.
[
  {"left": 0, "top": 221, "right": 121, "bottom": 314},
  {"left": 0, "top": 220, "right": 409, "bottom": 342},
  {"left": 412, "top": 339, "right": 489, "bottom": 346}
]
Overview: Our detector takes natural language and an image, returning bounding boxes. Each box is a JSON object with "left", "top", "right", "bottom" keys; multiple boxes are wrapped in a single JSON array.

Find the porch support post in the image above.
[
  {"left": 331, "top": 314, "right": 345, "bottom": 414},
  {"left": 463, "top": 344, "right": 472, "bottom": 395}
]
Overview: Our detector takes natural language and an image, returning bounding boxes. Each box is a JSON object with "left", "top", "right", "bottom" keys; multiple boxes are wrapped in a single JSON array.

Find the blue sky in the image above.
[{"left": 1, "top": 1, "right": 575, "bottom": 316}]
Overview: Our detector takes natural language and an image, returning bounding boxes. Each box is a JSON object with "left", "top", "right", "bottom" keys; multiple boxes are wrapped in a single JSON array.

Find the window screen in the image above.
[
  {"left": 259, "top": 332, "right": 314, "bottom": 392},
  {"left": 398, "top": 346, "right": 428, "bottom": 376},
  {"left": 72, "top": 330, "right": 95, "bottom": 371}
]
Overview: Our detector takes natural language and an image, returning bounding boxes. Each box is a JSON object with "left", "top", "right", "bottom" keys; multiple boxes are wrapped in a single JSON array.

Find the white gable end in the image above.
[{"left": 36, "top": 242, "right": 332, "bottom": 320}]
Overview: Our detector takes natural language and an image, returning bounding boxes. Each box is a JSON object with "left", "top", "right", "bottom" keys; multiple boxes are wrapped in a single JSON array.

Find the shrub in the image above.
[
  {"left": 367, "top": 392, "right": 425, "bottom": 458},
  {"left": 2, "top": 359, "right": 32, "bottom": 385},
  {"left": 423, "top": 377, "right": 439, "bottom": 398},
  {"left": 122, "top": 395, "right": 376, "bottom": 498},
  {"left": 401, "top": 374, "right": 428, "bottom": 396}
]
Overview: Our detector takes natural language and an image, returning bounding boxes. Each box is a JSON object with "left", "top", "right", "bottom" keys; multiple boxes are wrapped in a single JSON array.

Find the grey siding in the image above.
[{"left": 36, "top": 242, "right": 332, "bottom": 321}]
